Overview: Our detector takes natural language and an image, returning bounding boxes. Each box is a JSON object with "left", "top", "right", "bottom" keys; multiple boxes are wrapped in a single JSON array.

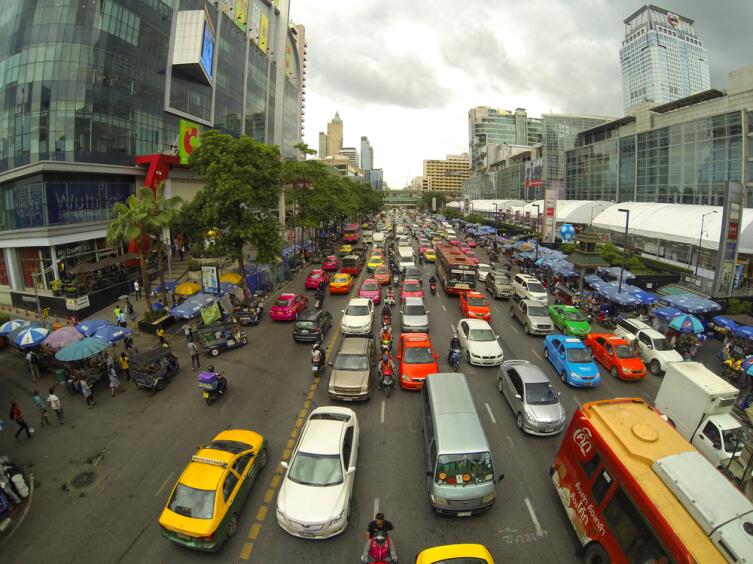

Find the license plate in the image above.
[
  {"left": 202, "top": 392, "right": 209, "bottom": 398},
  {"left": 301, "top": 329, "right": 309, "bottom": 334},
  {"left": 457, "top": 511, "right": 472, "bottom": 517},
  {"left": 297, "top": 532, "right": 315, "bottom": 538},
  {"left": 312, "top": 366, "right": 319, "bottom": 372},
  {"left": 176, "top": 532, "right": 192, "bottom": 540}
]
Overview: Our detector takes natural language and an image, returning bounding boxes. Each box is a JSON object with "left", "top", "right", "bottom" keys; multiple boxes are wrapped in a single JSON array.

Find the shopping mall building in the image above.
[{"left": 0, "top": 0, "right": 305, "bottom": 307}]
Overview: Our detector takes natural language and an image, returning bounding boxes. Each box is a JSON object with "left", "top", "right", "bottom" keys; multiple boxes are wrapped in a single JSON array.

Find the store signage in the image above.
[
  {"left": 714, "top": 181, "right": 743, "bottom": 296},
  {"left": 22, "top": 296, "right": 37, "bottom": 304},
  {"left": 201, "top": 265, "right": 219, "bottom": 295},
  {"left": 179, "top": 119, "right": 201, "bottom": 165},
  {"left": 728, "top": 222, "right": 739, "bottom": 241},
  {"left": 66, "top": 295, "right": 90, "bottom": 311}
]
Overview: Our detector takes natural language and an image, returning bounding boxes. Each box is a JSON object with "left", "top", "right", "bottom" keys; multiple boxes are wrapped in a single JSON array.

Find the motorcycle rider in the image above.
[
  {"left": 366, "top": 512, "right": 395, "bottom": 539},
  {"left": 379, "top": 323, "right": 393, "bottom": 350},
  {"left": 381, "top": 302, "right": 392, "bottom": 323},
  {"left": 378, "top": 351, "right": 394, "bottom": 390},
  {"left": 384, "top": 287, "right": 395, "bottom": 305},
  {"left": 361, "top": 530, "right": 397, "bottom": 563},
  {"left": 314, "top": 282, "right": 326, "bottom": 308},
  {"left": 448, "top": 335, "right": 461, "bottom": 367},
  {"left": 311, "top": 342, "right": 325, "bottom": 375}
]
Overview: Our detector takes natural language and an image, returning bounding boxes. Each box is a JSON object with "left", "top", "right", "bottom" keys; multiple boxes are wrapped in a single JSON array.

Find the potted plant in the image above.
[
  {"left": 50, "top": 279, "right": 62, "bottom": 296},
  {"left": 187, "top": 259, "right": 201, "bottom": 281}
]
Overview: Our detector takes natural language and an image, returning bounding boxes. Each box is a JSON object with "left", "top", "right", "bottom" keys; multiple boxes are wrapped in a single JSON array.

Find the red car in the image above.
[
  {"left": 269, "top": 293, "right": 308, "bottom": 321},
  {"left": 463, "top": 249, "right": 479, "bottom": 265},
  {"left": 374, "top": 265, "right": 391, "bottom": 286},
  {"left": 460, "top": 245, "right": 471, "bottom": 254},
  {"left": 304, "top": 269, "right": 330, "bottom": 290},
  {"left": 459, "top": 291, "right": 491, "bottom": 321},
  {"left": 585, "top": 332, "right": 647, "bottom": 380},
  {"left": 322, "top": 255, "right": 339, "bottom": 272},
  {"left": 396, "top": 333, "right": 439, "bottom": 390},
  {"left": 466, "top": 240, "right": 477, "bottom": 248},
  {"left": 400, "top": 279, "right": 424, "bottom": 303}
]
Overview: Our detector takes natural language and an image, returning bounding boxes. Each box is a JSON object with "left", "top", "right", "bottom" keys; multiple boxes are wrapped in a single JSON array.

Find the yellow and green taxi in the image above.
[
  {"left": 159, "top": 429, "right": 268, "bottom": 552},
  {"left": 423, "top": 248, "right": 436, "bottom": 263},
  {"left": 415, "top": 543, "right": 494, "bottom": 564},
  {"left": 329, "top": 272, "right": 354, "bottom": 294},
  {"left": 367, "top": 254, "right": 385, "bottom": 272},
  {"left": 339, "top": 243, "right": 353, "bottom": 256}
]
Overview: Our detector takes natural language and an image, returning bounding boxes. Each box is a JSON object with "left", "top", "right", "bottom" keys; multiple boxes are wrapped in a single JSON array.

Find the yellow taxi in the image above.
[
  {"left": 367, "top": 255, "right": 385, "bottom": 272},
  {"left": 415, "top": 543, "right": 494, "bottom": 563},
  {"left": 339, "top": 243, "right": 353, "bottom": 256},
  {"left": 431, "top": 235, "right": 442, "bottom": 245},
  {"left": 329, "top": 272, "right": 354, "bottom": 294},
  {"left": 158, "top": 430, "right": 268, "bottom": 552},
  {"left": 423, "top": 248, "right": 436, "bottom": 263}
]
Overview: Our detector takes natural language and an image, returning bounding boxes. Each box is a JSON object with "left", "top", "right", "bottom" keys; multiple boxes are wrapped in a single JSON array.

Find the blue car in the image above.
[{"left": 543, "top": 335, "right": 601, "bottom": 387}]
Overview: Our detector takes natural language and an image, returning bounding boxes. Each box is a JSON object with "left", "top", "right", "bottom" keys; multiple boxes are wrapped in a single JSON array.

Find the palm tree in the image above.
[{"left": 144, "top": 184, "right": 183, "bottom": 307}]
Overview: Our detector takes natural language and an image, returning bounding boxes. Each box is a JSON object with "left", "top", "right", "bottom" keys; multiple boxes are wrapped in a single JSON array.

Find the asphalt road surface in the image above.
[{"left": 2, "top": 242, "right": 674, "bottom": 564}]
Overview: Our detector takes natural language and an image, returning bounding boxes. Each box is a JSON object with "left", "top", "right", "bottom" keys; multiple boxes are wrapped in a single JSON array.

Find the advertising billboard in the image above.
[
  {"left": 249, "top": 3, "right": 261, "bottom": 43},
  {"left": 713, "top": 181, "right": 743, "bottom": 296},
  {"left": 201, "top": 265, "right": 220, "bottom": 295},
  {"left": 259, "top": 14, "right": 269, "bottom": 53},
  {"left": 179, "top": 119, "right": 201, "bottom": 165},
  {"left": 543, "top": 186, "right": 560, "bottom": 243},
  {"left": 200, "top": 21, "right": 214, "bottom": 80},
  {"left": 234, "top": 0, "right": 249, "bottom": 31},
  {"left": 524, "top": 158, "right": 543, "bottom": 188}
]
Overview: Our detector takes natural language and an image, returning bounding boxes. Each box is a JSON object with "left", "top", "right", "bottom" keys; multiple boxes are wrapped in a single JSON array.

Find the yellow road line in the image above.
[
  {"left": 249, "top": 523, "right": 261, "bottom": 540},
  {"left": 271, "top": 474, "right": 281, "bottom": 488},
  {"left": 289, "top": 428, "right": 298, "bottom": 439},
  {"left": 294, "top": 418, "right": 304, "bottom": 428},
  {"left": 282, "top": 448, "right": 291, "bottom": 460},
  {"left": 264, "top": 488, "right": 275, "bottom": 503},
  {"left": 286, "top": 438, "right": 295, "bottom": 449},
  {"left": 256, "top": 505, "right": 268, "bottom": 521},
  {"left": 240, "top": 542, "right": 254, "bottom": 560},
  {"left": 303, "top": 399, "right": 311, "bottom": 409},
  {"left": 298, "top": 408, "right": 308, "bottom": 419}
]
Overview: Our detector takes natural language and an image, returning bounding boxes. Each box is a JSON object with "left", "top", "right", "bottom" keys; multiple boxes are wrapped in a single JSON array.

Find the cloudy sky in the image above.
[{"left": 290, "top": 0, "right": 752, "bottom": 189}]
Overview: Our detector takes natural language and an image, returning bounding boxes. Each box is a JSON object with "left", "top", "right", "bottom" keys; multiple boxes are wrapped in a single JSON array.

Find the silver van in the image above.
[{"left": 421, "top": 373, "right": 503, "bottom": 515}]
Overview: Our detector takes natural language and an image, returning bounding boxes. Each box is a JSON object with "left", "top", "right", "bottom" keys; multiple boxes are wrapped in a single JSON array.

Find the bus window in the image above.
[
  {"left": 592, "top": 468, "right": 613, "bottom": 505},
  {"left": 580, "top": 452, "right": 601, "bottom": 479},
  {"left": 603, "top": 487, "right": 669, "bottom": 563}
]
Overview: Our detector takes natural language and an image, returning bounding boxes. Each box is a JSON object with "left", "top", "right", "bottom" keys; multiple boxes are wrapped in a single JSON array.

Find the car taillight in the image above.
[
  {"left": 312, "top": 327, "right": 321, "bottom": 333},
  {"left": 194, "top": 533, "right": 214, "bottom": 541}
]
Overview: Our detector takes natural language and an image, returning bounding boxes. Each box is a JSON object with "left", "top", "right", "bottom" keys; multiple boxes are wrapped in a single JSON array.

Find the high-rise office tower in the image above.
[
  {"left": 318, "top": 132, "right": 328, "bottom": 158},
  {"left": 468, "top": 107, "right": 542, "bottom": 172},
  {"left": 620, "top": 5, "right": 710, "bottom": 113},
  {"left": 338, "top": 147, "right": 360, "bottom": 168},
  {"left": 360, "top": 136, "right": 373, "bottom": 170},
  {"left": 327, "top": 112, "right": 343, "bottom": 157},
  {"left": 422, "top": 154, "right": 471, "bottom": 196}
]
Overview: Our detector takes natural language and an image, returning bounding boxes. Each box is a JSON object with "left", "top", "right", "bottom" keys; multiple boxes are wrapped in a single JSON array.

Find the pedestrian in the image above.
[
  {"left": 184, "top": 324, "right": 193, "bottom": 342},
  {"left": 79, "top": 377, "right": 95, "bottom": 408},
  {"left": 156, "top": 326, "right": 166, "bottom": 346},
  {"left": 105, "top": 352, "right": 114, "bottom": 372},
  {"left": 114, "top": 304, "right": 122, "bottom": 322},
  {"left": 47, "top": 387, "right": 64, "bottom": 424},
  {"left": 125, "top": 336, "right": 139, "bottom": 355},
  {"left": 31, "top": 389, "right": 49, "bottom": 426},
  {"left": 26, "top": 349, "right": 40, "bottom": 383},
  {"left": 133, "top": 279, "right": 141, "bottom": 299},
  {"left": 179, "top": 245, "right": 185, "bottom": 261},
  {"left": 119, "top": 352, "right": 130, "bottom": 382},
  {"left": 188, "top": 340, "right": 200, "bottom": 370},
  {"left": 109, "top": 366, "right": 125, "bottom": 396},
  {"left": 126, "top": 299, "right": 135, "bottom": 323},
  {"left": 9, "top": 402, "right": 32, "bottom": 440},
  {"left": 117, "top": 310, "right": 127, "bottom": 328}
]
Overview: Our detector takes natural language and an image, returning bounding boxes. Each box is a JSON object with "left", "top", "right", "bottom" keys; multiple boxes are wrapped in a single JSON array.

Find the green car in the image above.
[{"left": 547, "top": 305, "right": 591, "bottom": 337}]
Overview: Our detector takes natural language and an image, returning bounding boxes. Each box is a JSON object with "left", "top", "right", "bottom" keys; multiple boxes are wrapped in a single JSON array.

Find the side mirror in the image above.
[
  {"left": 498, "top": 474, "right": 505, "bottom": 483},
  {"left": 280, "top": 461, "right": 289, "bottom": 470},
  {"left": 341, "top": 309, "right": 345, "bottom": 313},
  {"left": 435, "top": 353, "right": 440, "bottom": 360},
  {"left": 328, "top": 361, "right": 333, "bottom": 366}
]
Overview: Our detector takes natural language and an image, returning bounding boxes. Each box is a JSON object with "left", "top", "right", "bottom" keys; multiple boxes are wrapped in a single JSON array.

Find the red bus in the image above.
[
  {"left": 340, "top": 254, "right": 363, "bottom": 276},
  {"left": 552, "top": 397, "right": 753, "bottom": 564},
  {"left": 343, "top": 223, "right": 361, "bottom": 243},
  {"left": 435, "top": 243, "right": 477, "bottom": 294}
]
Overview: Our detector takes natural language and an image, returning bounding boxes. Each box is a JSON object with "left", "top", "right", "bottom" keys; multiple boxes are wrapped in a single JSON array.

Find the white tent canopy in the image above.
[{"left": 592, "top": 202, "right": 753, "bottom": 254}]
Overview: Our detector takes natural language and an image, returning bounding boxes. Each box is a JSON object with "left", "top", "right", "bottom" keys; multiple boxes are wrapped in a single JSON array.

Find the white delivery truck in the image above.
[
  {"left": 654, "top": 361, "right": 743, "bottom": 468},
  {"left": 362, "top": 230, "right": 373, "bottom": 244},
  {"left": 372, "top": 231, "right": 385, "bottom": 247}
]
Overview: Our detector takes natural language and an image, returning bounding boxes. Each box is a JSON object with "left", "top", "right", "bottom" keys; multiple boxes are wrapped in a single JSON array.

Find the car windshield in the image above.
[
  {"left": 274, "top": 299, "right": 292, "bottom": 307},
  {"left": 346, "top": 305, "right": 370, "bottom": 316},
  {"left": 288, "top": 452, "right": 343, "bottom": 487},
  {"left": 296, "top": 321, "right": 315, "bottom": 329},
  {"left": 333, "top": 354, "right": 369, "bottom": 371},
  {"left": 404, "top": 347, "right": 434, "bottom": 364},
  {"left": 469, "top": 329, "right": 496, "bottom": 341},
  {"left": 404, "top": 305, "right": 426, "bottom": 316},
  {"left": 652, "top": 337, "right": 673, "bottom": 351},
  {"left": 564, "top": 311, "right": 586, "bottom": 322},
  {"left": 527, "top": 282, "right": 545, "bottom": 293},
  {"left": 375, "top": 267, "right": 388, "bottom": 275},
  {"left": 525, "top": 382, "right": 559, "bottom": 405},
  {"left": 403, "top": 283, "right": 421, "bottom": 292},
  {"left": 478, "top": 265, "right": 490, "bottom": 273},
  {"left": 467, "top": 297, "right": 486, "bottom": 307},
  {"left": 362, "top": 283, "right": 378, "bottom": 292},
  {"left": 567, "top": 348, "right": 593, "bottom": 363},
  {"left": 204, "top": 440, "right": 250, "bottom": 454},
  {"left": 309, "top": 273, "right": 321, "bottom": 279},
  {"left": 333, "top": 276, "right": 347, "bottom": 283},
  {"left": 167, "top": 484, "right": 215, "bottom": 519},
  {"left": 434, "top": 452, "right": 493, "bottom": 486},
  {"left": 615, "top": 345, "right": 637, "bottom": 358},
  {"left": 528, "top": 306, "right": 548, "bottom": 317}
]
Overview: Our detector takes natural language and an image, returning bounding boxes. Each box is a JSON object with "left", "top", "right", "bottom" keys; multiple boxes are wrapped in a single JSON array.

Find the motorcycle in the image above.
[
  {"left": 448, "top": 341, "right": 461, "bottom": 372},
  {"left": 392, "top": 274, "right": 400, "bottom": 288},
  {"left": 198, "top": 370, "right": 228, "bottom": 405},
  {"left": 429, "top": 281, "right": 437, "bottom": 296},
  {"left": 382, "top": 312, "right": 391, "bottom": 327},
  {"left": 314, "top": 293, "right": 324, "bottom": 310},
  {"left": 380, "top": 368, "right": 395, "bottom": 398},
  {"left": 312, "top": 358, "right": 324, "bottom": 378},
  {"left": 384, "top": 291, "right": 396, "bottom": 307},
  {"left": 380, "top": 334, "right": 392, "bottom": 353}
]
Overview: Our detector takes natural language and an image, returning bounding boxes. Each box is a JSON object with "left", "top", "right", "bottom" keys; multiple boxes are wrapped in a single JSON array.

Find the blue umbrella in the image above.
[
  {"left": 55, "top": 337, "right": 110, "bottom": 361},
  {"left": 661, "top": 294, "right": 722, "bottom": 314},
  {"left": 733, "top": 325, "right": 753, "bottom": 341},
  {"left": 7, "top": 321, "right": 43, "bottom": 343},
  {"left": 14, "top": 326, "right": 50, "bottom": 349},
  {"left": 76, "top": 319, "right": 110, "bottom": 336},
  {"left": 152, "top": 280, "right": 178, "bottom": 295},
  {"left": 668, "top": 314, "right": 704, "bottom": 334},
  {"left": 0, "top": 319, "right": 28, "bottom": 335},
  {"left": 712, "top": 316, "right": 738, "bottom": 331},
  {"left": 653, "top": 306, "right": 682, "bottom": 321},
  {"left": 742, "top": 356, "right": 753, "bottom": 372},
  {"left": 92, "top": 324, "right": 132, "bottom": 344}
]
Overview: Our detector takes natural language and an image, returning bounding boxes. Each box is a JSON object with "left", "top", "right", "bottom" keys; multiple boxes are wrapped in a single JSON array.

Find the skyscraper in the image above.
[
  {"left": 360, "top": 136, "right": 374, "bottom": 170},
  {"left": 620, "top": 5, "right": 710, "bottom": 113},
  {"left": 318, "top": 132, "right": 328, "bottom": 158},
  {"left": 423, "top": 154, "right": 471, "bottom": 196},
  {"left": 468, "top": 107, "right": 542, "bottom": 172},
  {"left": 327, "top": 112, "right": 343, "bottom": 157},
  {"left": 339, "top": 147, "right": 360, "bottom": 168}
]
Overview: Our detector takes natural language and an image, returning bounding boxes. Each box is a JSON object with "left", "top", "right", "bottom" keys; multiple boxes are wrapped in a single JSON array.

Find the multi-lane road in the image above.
[{"left": 3, "top": 238, "right": 678, "bottom": 564}]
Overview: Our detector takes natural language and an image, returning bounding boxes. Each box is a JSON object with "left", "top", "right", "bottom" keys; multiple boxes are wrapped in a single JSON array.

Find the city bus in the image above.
[
  {"left": 343, "top": 223, "right": 361, "bottom": 243},
  {"left": 435, "top": 243, "right": 477, "bottom": 294},
  {"left": 552, "top": 397, "right": 753, "bottom": 563}
]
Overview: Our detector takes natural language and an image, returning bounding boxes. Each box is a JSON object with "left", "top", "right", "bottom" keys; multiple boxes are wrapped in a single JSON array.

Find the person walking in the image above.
[
  {"left": 133, "top": 279, "right": 141, "bottom": 300},
  {"left": 119, "top": 352, "right": 130, "bottom": 382},
  {"left": 117, "top": 309, "right": 127, "bottom": 328},
  {"left": 114, "top": 304, "right": 122, "bottom": 323},
  {"left": 184, "top": 324, "right": 193, "bottom": 342},
  {"left": 109, "top": 366, "right": 125, "bottom": 397},
  {"left": 79, "top": 377, "right": 95, "bottom": 408},
  {"left": 126, "top": 299, "right": 135, "bottom": 323},
  {"left": 188, "top": 340, "right": 200, "bottom": 370},
  {"left": 125, "top": 336, "right": 139, "bottom": 355},
  {"left": 9, "top": 402, "right": 32, "bottom": 440},
  {"left": 156, "top": 326, "right": 166, "bottom": 346},
  {"left": 31, "top": 390, "right": 49, "bottom": 426},
  {"left": 26, "top": 349, "right": 40, "bottom": 383},
  {"left": 46, "top": 387, "right": 63, "bottom": 424}
]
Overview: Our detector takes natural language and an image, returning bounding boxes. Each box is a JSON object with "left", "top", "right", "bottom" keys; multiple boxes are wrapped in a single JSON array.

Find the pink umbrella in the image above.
[{"left": 44, "top": 326, "right": 84, "bottom": 351}]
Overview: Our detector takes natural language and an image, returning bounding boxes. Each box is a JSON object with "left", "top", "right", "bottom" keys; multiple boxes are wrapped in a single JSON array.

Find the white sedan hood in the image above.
[
  {"left": 278, "top": 478, "right": 347, "bottom": 524},
  {"left": 469, "top": 340, "right": 503, "bottom": 357}
]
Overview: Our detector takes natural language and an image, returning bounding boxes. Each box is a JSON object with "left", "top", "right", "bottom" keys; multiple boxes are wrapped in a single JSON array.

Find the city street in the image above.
[{"left": 0, "top": 241, "right": 716, "bottom": 564}]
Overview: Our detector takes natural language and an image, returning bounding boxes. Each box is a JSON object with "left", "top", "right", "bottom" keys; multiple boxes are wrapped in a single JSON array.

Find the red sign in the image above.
[
  {"left": 728, "top": 222, "right": 739, "bottom": 241},
  {"left": 524, "top": 180, "right": 543, "bottom": 187},
  {"left": 546, "top": 207, "right": 555, "bottom": 217}
]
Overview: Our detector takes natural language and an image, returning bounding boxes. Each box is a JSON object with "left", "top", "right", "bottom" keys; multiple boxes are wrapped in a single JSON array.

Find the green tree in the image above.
[
  {"left": 148, "top": 184, "right": 183, "bottom": 306},
  {"left": 419, "top": 191, "right": 446, "bottom": 211},
  {"left": 182, "top": 130, "right": 282, "bottom": 290}
]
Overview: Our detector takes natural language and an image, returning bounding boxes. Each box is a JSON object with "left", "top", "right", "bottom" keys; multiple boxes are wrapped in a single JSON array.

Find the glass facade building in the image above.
[
  {"left": 0, "top": 0, "right": 305, "bottom": 298},
  {"left": 468, "top": 107, "right": 543, "bottom": 172},
  {"left": 620, "top": 5, "right": 710, "bottom": 113}
]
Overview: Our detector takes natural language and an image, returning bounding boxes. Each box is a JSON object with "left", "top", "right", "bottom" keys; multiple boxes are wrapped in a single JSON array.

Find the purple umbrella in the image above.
[{"left": 44, "top": 326, "right": 84, "bottom": 351}]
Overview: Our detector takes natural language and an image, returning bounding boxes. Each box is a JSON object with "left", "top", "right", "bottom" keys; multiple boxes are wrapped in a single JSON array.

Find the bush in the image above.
[
  {"left": 0, "top": 312, "right": 9, "bottom": 325},
  {"left": 187, "top": 259, "right": 201, "bottom": 271},
  {"left": 560, "top": 243, "right": 576, "bottom": 253},
  {"left": 727, "top": 299, "right": 752, "bottom": 315}
]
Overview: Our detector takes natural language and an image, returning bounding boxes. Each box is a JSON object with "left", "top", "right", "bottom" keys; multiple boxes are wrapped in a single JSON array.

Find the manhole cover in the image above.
[{"left": 71, "top": 471, "right": 95, "bottom": 489}]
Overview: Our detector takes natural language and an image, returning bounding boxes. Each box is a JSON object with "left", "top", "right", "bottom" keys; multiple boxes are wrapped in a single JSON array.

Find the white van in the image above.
[
  {"left": 512, "top": 274, "right": 548, "bottom": 304},
  {"left": 362, "top": 230, "right": 373, "bottom": 244},
  {"left": 398, "top": 247, "right": 415, "bottom": 270},
  {"left": 372, "top": 232, "right": 385, "bottom": 247}
]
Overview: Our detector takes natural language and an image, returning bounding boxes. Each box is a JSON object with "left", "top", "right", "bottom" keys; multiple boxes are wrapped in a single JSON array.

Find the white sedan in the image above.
[
  {"left": 341, "top": 298, "right": 374, "bottom": 335},
  {"left": 476, "top": 263, "right": 492, "bottom": 282},
  {"left": 456, "top": 318, "right": 504, "bottom": 366},
  {"left": 276, "top": 407, "right": 359, "bottom": 539}
]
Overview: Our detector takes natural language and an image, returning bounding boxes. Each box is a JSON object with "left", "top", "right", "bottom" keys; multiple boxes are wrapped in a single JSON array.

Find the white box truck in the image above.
[
  {"left": 654, "top": 361, "right": 743, "bottom": 468},
  {"left": 372, "top": 232, "right": 385, "bottom": 247}
]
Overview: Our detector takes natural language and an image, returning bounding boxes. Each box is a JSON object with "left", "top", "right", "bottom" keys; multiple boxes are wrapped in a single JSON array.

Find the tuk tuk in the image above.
[
  {"left": 197, "top": 322, "right": 247, "bottom": 357},
  {"left": 131, "top": 348, "right": 180, "bottom": 392}
]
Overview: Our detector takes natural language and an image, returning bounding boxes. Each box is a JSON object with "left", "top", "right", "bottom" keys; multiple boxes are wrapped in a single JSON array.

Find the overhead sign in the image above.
[
  {"left": 179, "top": 119, "right": 201, "bottom": 164},
  {"left": 200, "top": 21, "right": 215, "bottom": 80}
]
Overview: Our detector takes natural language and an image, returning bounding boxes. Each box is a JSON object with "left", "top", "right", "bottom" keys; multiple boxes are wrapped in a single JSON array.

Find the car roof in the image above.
[
  {"left": 554, "top": 336, "right": 586, "bottom": 349},
  {"left": 466, "top": 291, "right": 485, "bottom": 298},
  {"left": 515, "top": 363, "right": 551, "bottom": 383},
  {"left": 522, "top": 299, "right": 545, "bottom": 307},
  {"left": 403, "top": 278, "right": 420, "bottom": 284},
  {"left": 338, "top": 337, "right": 371, "bottom": 354},
  {"left": 298, "top": 419, "right": 345, "bottom": 456},
  {"left": 362, "top": 279, "right": 378, "bottom": 284},
  {"left": 180, "top": 430, "right": 262, "bottom": 490},
  {"left": 461, "top": 318, "right": 492, "bottom": 329},
  {"left": 333, "top": 273, "right": 349, "bottom": 278},
  {"left": 299, "top": 309, "right": 321, "bottom": 320},
  {"left": 348, "top": 298, "right": 371, "bottom": 306},
  {"left": 278, "top": 293, "right": 296, "bottom": 299},
  {"left": 516, "top": 273, "right": 539, "bottom": 281},
  {"left": 403, "top": 296, "right": 425, "bottom": 306}
]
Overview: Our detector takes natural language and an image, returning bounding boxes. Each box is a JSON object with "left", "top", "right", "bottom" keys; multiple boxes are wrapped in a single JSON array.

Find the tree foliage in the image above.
[{"left": 419, "top": 191, "right": 447, "bottom": 211}]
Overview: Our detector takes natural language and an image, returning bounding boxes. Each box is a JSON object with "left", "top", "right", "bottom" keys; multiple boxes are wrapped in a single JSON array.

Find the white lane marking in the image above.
[
  {"left": 510, "top": 325, "right": 519, "bottom": 334},
  {"left": 525, "top": 497, "right": 544, "bottom": 536},
  {"left": 505, "top": 435, "right": 514, "bottom": 448},
  {"left": 495, "top": 306, "right": 501, "bottom": 313},
  {"left": 442, "top": 304, "right": 446, "bottom": 312},
  {"left": 485, "top": 402, "right": 497, "bottom": 424},
  {"left": 572, "top": 395, "right": 582, "bottom": 409},
  {"left": 373, "top": 498, "right": 380, "bottom": 518},
  {"left": 380, "top": 400, "right": 386, "bottom": 424},
  {"left": 531, "top": 348, "right": 542, "bottom": 360},
  {"left": 155, "top": 472, "right": 174, "bottom": 498}
]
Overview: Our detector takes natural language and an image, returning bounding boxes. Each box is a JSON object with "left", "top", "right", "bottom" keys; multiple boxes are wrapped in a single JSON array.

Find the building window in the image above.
[{"left": 0, "top": 252, "right": 8, "bottom": 286}]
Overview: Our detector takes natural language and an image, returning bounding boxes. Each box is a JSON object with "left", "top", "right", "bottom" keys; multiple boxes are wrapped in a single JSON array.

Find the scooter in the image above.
[
  {"left": 314, "top": 293, "right": 324, "bottom": 310},
  {"left": 198, "top": 370, "right": 228, "bottom": 405},
  {"left": 380, "top": 334, "right": 392, "bottom": 354},
  {"left": 384, "top": 292, "right": 396, "bottom": 307},
  {"left": 429, "top": 281, "right": 437, "bottom": 296},
  {"left": 311, "top": 358, "right": 324, "bottom": 378},
  {"left": 380, "top": 369, "right": 395, "bottom": 398}
]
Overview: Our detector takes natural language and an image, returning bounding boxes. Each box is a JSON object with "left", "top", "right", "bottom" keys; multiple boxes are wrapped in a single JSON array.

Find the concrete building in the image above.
[
  {"left": 0, "top": 0, "right": 305, "bottom": 307},
  {"left": 319, "top": 155, "right": 362, "bottom": 178},
  {"left": 468, "top": 107, "right": 543, "bottom": 172},
  {"left": 423, "top": 154, "right": 471, "bottom": 196},
  {"left": 326, "top": 111, "right": 343, "bottom": 157},
  {"left": 620, "top": 5, "right": 710, "bottom": 113},
  {"left": 339, "top": 147, "right": 359, "bottom": 168},
  {"left": 360, "top": 136, "right": 373, "bottom": 170},
  {"left": 318, "top": 132, "right": 328, "bottom": 158}
]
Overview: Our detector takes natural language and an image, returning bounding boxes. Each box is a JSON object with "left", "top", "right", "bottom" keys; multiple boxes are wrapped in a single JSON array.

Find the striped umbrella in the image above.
[
  {"left": 0, "top": 319, "right": 28, "bottom": 335},
  {"left": 14, "top": 326, "right": 50, "bottom": 349},
  {"left": 44, "top": 326, "right": 84, "bottom": 351}
]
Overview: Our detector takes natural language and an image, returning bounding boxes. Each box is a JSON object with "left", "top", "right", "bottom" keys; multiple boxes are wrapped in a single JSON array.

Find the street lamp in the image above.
[
  {"left": 695, "top": 210, "right": 718, "bottom": 276},
  {"left": 532, "top": 203, "right": 541, "bottom": 260},
  {"left": 617, "top": 208, "right": 630, "bottom": 294}
]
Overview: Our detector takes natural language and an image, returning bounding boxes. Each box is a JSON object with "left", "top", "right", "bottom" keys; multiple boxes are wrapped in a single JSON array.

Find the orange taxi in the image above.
[
  {"left": 396, "top": 333, "right": 439, "bottom": 390},
  {"left": 328, "top": 272, "right": 354, "bottom": 294},
  {"left": 584, "top": 332, "right": 647, "bottom": 380},
  {"left": 459, "top": 291, "right": 491, "bottom": 321},
  {"left": 374, "top": 265, "right": 391, "bottom": 285}
]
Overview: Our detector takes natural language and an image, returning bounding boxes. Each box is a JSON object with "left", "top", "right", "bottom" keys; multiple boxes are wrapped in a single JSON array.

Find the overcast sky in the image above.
[{"left": 290, "top": 0, "right": 752, "bottom": 189}]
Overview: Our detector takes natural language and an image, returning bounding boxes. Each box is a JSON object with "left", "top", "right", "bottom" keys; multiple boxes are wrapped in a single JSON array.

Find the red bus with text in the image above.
[
  {"left": 435, "top": 243, "right": 477, "bottom": 294},
  {"left": 343, "top": 223, "right": 361, "bottom": 244}
]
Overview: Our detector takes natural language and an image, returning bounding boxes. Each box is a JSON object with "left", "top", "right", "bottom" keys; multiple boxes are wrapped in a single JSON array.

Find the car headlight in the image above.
[
  {"left": 430, "top": 495, "right": 449, "bottom": 506},
  {"left": 400, "top": 373, "right": 409, "bottom": 381},
  {"left": 482, "top": 492, "right": 496, "bottom": 504},
  {"left": 570, "top": 371, "right": 580, "bottom": 380},
  {"left": 328, "top": 509, "right": 344, "bottom": 526}
]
